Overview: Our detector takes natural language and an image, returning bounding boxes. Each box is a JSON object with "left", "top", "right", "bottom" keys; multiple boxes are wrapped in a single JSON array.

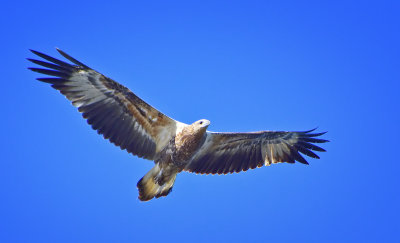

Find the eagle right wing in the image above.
[
  {"left": 28, "top": 49, "right": 187, "bottom": 160},
  {"left": 184, "top": 129, "right": 328, "bottom": 174}
]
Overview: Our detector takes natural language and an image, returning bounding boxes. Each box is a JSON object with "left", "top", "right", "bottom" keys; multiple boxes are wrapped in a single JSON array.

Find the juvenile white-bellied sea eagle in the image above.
[{"left": 28, "top": 49, "right": 329, "bottom": 201}]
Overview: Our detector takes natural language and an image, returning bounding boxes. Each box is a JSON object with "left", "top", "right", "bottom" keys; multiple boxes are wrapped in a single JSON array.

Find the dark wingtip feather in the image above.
[
  {"left": 302, "top": 137, "right": 329, "bottom": 143},
  {"left": 303, "top": 127, "right": 318, "bottom": 133},
  {"left": 298, "top": 141, "right": 326, "bottom": 152},
  {"left": 295, "top": 144, "right": 321, "bottom": 159},
  {"left": 299, "top": 129, "right": 329, "bottom": 143},
  {"left": 28, "top": 67, "right": 41, "bottom": 72},
  {"left": 27, "top": 58, "right": 70, "bottom": 71},
  {"left": 305, "top": 131, "right": 328, "bottom": 138},
  {"left": 29, "top": 49, "right": 41, "bottom": 55},
  {"left": 36, "top": 77, "right": 64, "bottom": 84},
  {"left": 29, "top": 49, "right": 53, "bottom": 60},
  {"left": 28, "top": 67, "right": 69, "bottom": 78},
  {"left": 56, "top": 48, "right": 89, "bottom": 68},
  {"left": 29, "top": 49, "right": 74, "bottom": 68},
  {"left": 293, "top": 151, "right": 310, "bottom": 165}
]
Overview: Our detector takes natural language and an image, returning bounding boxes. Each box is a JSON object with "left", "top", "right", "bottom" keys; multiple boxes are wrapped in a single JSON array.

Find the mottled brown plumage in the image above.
[{"left": 28, "top": 49, "right": 329, "bottom": 201}]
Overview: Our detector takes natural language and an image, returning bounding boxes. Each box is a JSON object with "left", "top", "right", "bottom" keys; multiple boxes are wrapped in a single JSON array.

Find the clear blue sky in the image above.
[{"left": 1, "top": 1, "right": 399, "bottom": 242}]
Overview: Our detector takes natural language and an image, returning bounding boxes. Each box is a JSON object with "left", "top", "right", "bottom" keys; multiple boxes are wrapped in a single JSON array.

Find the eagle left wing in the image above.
[
  {"left": 28, "top": 49, "right": 187, "bottom": 160},
  {"left": 184, "top": 129, "right": 328, "bottom": 174}
]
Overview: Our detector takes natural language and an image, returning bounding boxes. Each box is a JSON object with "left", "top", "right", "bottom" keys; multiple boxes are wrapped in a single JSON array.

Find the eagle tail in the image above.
[{"left": 137, "top": 164, "right": 177, "bottom": 201}]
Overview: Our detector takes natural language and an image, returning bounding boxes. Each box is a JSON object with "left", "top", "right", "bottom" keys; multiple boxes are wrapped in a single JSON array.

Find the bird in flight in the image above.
[{"left": 28, "top": 49, "right": 329, "bottom": 201}]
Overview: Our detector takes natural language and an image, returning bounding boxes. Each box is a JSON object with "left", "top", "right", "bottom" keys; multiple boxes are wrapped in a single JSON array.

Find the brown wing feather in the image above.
[
  {"left": 28, "top": 49, "right": 186, "bottom": 160},
  {"left": 184, "top": 129, "right": 328, "bottom": 174}
]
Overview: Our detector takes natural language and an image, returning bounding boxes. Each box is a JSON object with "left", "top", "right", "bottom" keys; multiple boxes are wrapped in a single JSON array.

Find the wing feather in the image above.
[
  {"left": 29, "top": 49, "right": 187, "bottom": 159},
  {"left": 184, "top": 130, "right": 328, "bottom": 174}
]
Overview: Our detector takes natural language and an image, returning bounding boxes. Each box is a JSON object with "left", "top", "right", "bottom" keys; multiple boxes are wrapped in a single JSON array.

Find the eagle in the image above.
[{"left": 28, "top": 49, "right": 328, "bottom": 201}]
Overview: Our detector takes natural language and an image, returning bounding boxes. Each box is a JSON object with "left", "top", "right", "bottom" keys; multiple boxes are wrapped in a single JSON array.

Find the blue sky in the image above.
[{"left": 1, "top": 0, "right": 399, "bottom": 242}]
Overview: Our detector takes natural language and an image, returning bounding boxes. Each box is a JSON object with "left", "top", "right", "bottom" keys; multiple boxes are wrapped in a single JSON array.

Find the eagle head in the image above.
[{"left": 194, "top": 119, "right": 210, "bottom": 129}]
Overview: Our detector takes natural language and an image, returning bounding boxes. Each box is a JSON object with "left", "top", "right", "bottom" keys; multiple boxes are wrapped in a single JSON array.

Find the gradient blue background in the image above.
[{"left": 1, "top": 1, "right": 399, "bottom": 242}]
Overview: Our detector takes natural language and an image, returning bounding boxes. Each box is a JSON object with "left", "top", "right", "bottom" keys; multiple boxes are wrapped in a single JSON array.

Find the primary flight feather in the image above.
[{"left": 28, "top": 49, "right": 329, "bottom": 201}]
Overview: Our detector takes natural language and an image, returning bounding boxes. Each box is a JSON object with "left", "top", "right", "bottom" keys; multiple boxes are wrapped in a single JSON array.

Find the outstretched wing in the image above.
[
  {"left": 28, "top": 49, "right": 186, "bottom": 160},
  {"left": 184, "top": 129, "right": 328, "bottom": 174}
]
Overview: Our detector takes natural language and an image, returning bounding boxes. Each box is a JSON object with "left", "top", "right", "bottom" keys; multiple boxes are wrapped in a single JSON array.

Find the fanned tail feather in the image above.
[{"left": 137, "top": 164, "right": 177, "bottom": 201}]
